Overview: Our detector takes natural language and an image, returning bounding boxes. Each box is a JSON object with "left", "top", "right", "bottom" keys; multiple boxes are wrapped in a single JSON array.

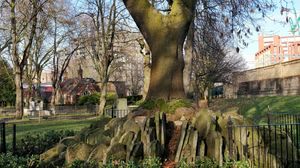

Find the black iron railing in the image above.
[
  {"left": 104, "top": 108, "right": 131, "bottom": 118},
  {"left": 0, "top": 122, "right": 16, "bottom": 154},
  {"left": 228, "top": 117, "right": 300, "bottom": 168}
]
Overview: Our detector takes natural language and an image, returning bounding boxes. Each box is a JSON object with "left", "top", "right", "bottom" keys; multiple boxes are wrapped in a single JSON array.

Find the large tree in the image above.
[
  {"left": 8, "top": 0, "right": 40, "bottom": 119},
  {"left": 123, "top": 0, "right": 197, "bottom": 100},
  {"left": 123, "top": 0, "right": 275, "bottom": 100}
]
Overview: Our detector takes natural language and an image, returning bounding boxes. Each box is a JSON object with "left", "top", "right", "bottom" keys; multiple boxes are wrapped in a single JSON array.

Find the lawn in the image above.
[
  {"left": 210, "top": 96, "right": 300, "bottom": 123},
  {"left": 4, "top": 118, "right": 99, "bottom": 144}
]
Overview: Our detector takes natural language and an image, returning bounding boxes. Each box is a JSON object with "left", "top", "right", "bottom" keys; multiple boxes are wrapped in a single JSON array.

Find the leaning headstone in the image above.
[
  {"left": 155, "top": 112, "right": 161, "bottom": 143},
  {"left": 160, "top": 113, "right": 166, "bottom": 153},
  {"left": 148, "top": 140, "right": 161, "bottom": 157},
  {"left": 198, "top": 140, "right": 205, "bottom": 158},
  {"left": 87, "top": 144, "right": 108, "bottom": 163},
  {"left": 175, "top": 120, "right": 188, "bottom": 162},
  {"left": 129, "top": 142, "right": 144, "bottom": 161},
  {"left": 103, "top": 143, "right": 127, "bottom": 164},
  {"left": 205, "top": 130, "right": 223, "bottom": 165},
  {"left": 190, "top": 130, "right": 198, "bottom": 163},
  {"left": 119, "top": 131, "right": 135, "bottom": 146},
  {"left": 183, "top": 125, "right": 191, "bottom": 149},
  {"left": 65, "top": 142, "right": 93, "bottom": 164}
]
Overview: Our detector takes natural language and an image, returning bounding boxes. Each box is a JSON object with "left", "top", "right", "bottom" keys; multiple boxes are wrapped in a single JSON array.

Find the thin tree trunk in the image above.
[
  {"left": 15, "top": 68, "right": 23, "bottom": 119},
  {"left": 98, "top": 82, "right": 107, "bottom": 115},
  {"left": 143, "top": 55, "right": 151, "bottom": 100}
]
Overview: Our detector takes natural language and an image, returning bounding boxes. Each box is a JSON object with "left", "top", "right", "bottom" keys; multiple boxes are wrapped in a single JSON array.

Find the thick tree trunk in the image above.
[
  {"left": 15, "top": 68, "right": 23, "bottom": 119},
  {"left": 146, "top": 36, "right": 186, "bottom": 99},
  {"left": 123, "top": 0, "right": 196, "bottom": 100},
  {"left": 183, "top": 24, "right": 194, "bottom": 96}
]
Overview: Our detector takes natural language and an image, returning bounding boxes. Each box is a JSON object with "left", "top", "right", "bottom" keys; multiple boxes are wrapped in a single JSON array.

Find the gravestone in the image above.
[
  {"left": 29, "top": 100, "right": 36, "bottom": 116},
  {"left": 116, "top": 98, "right": 127, "bottom": 110},
  {"left": 116, "top": 98, "right": 128, "bottom": 118}
]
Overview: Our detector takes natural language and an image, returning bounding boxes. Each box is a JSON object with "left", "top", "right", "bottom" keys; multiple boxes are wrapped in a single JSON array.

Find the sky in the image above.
[{"left": 241, "top": 0, "right": 300, "bottom": 69}]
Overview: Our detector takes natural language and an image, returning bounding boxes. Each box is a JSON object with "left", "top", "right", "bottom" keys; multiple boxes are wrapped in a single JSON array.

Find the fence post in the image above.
[
  {"left": 267, "top": 113, "right": 271, "bottom": 125},
  {"left": 1, "top": 122, "right": 6, "bottom": 153},
  {"left": 227, "top": 117, "right": 233, "bottom": 159},
  {"left": 12, "top": 124, "right": 16, "bottom": 154}
]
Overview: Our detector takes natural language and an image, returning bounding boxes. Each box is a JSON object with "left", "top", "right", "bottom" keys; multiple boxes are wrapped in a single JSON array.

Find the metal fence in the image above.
[
  {"left": 29, "top": 105, "right": 98, "bottom": 121},
  {"left": 267, "top": 112, "right": 300, "bottom": 125},
  {"left": 0, "top": 122, "right": 16, "bottom": 154},
  {"left": 53, "top": 105, "right": 98, "bottom": 115},
  {"left": 104, "top": 108, "right": 131, "bottom": 118},
  {"left": 228, "top": 114, "right": 300, "bottom": 168}
]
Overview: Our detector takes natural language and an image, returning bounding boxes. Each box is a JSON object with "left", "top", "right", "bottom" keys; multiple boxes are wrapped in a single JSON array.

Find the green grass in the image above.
[
  {"left": 5, "top": 118, "right": 99, "bottom": 143},
  {"left": 210, "top": 96, "right": 300, "bottom": 123}
]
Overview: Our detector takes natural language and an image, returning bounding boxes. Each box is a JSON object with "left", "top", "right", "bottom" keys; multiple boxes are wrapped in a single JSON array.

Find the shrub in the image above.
[
  {"left": 141, "top": 157, "right": 162, "bottom": 168},
  {"left": 78, "top": 93, "right": 100, "bottom": 105},
  {"left": 0, "top": 153, "right": 39, "bottom": 168},
  {"left": 194, "top": 157, "right": 218, "bottom": 168},
  {"left": 105, "top": 92, "right": 118, "bottom": 106},
  {"left": 127, "top": 95, "right": 143, "bottom": 105},
  {"left": 16, "top": 130, "right": 75, "bottom": 156},
  {"left": 68, "top": 160, "right": 98, "bottom": 168}
]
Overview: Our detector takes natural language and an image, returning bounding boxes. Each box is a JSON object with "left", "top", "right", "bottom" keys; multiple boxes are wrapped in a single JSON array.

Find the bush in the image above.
[
  {"left": 106, "top": 92, "right": 118, "bottom": 106},
  {"left": 68, "top": 160, "right": 98, "bottom": 168},
  {"left": 16, "top": 130, "right": 75, "bottom": 156},
  {"left": 78, "top": 93, "right": 100, "bottom": 105},
  {"left": 141, "top": 157, "right": 162, "bottom": 168},
  {"left": 139, "top": 99, "right": 192, "bottom": 113},
  {"left": 127, "top": 95, "right": 143, "bottom": 105},
  {"left": 0, "top": 153, "right": 39, "bottom": 168}
]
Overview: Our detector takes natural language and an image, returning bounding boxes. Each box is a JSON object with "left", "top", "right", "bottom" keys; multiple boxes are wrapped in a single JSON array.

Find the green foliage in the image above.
[
  {"left": 0, "top": 153, "right": 39, "bottom": 168},
  {"left": 0, "top": 58, "right": 15, "bottom": 106},
  {"left": 68, "top": 160, "right": 98, "bottom": 168},
  {"left": 16, "top": 130, "right": 75, "bottom": 156},
  {"left": 176, "top": 158, "right": 250, "bottom": 168},
  {"left": 60, "top": 157, "right": 249, "bottom": 168},
  {"left": 127, "top": 95, "right": 143, "bottom": 105},
  {"left": 177, "top": 158, "right": 190, "bottom": 168},
  {"left": 139, "top": 99, "right": 192, "bottom": 113},
  {"left": 194, "top": 158, "right": 218, "bottom": 168},
  {"left": 78, "top": 93, "right": 100, "bottom": 105},
  {"left": 105, "top": 92, "right": 118, "bottom": 106},
  {"left": 141, "top": 157, "right": 162, "bottom": 168}
]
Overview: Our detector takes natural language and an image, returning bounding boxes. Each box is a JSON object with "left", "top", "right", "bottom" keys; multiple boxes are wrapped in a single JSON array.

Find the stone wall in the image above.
[{"left": 225, "top": 59, "right": 300, "bottom": 98}]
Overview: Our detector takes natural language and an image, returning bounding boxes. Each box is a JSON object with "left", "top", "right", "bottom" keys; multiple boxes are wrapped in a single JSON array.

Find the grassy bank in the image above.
[
  {"left": 210, "top": 96, "right": 300, "bottom": 123},
  {"left": 5, "top": 118, "right": 98, "bottom": 143}
]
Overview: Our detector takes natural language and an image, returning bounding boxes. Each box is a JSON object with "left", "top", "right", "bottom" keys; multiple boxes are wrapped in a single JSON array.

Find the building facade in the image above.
[
  {"left": 255, "top": 35, "right": 300, "bottom": 67},
  {"left": 224, "top": 59, "right": 300, "bottom": 98}
]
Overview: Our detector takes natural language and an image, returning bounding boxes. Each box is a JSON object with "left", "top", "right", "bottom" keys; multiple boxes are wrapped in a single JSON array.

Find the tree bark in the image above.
[
  {"left": 123, "top": 0, "right": 196, "bottom": 100},
  {"left": 15, "top": 68, "right": 23, "bottom": 119},
  {"left": 183, "top": 23, "right": 194, "bottom": 96},
  {"left": 98, "top": 82, "right": 107, "bottom": 115}
]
